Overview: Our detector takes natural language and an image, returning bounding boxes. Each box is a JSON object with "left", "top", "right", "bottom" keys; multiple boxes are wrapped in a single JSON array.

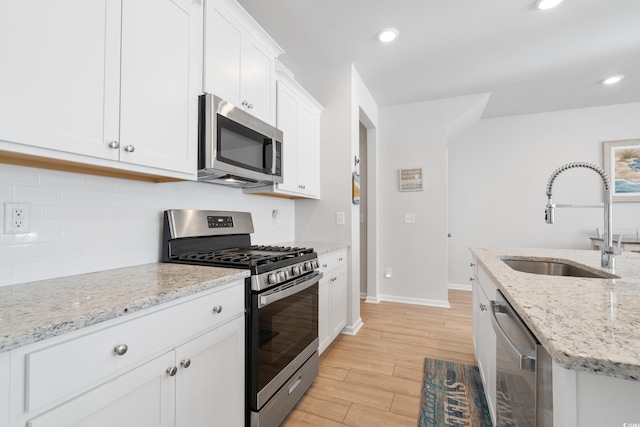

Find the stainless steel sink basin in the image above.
[{"left": 502, "top": 259, "right": 617, "bottom": 279}]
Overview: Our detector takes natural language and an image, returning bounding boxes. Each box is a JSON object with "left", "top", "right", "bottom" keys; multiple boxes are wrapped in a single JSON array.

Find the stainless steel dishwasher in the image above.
[{"left": 491, "top": 290, "right": 553, "bottom": 426}]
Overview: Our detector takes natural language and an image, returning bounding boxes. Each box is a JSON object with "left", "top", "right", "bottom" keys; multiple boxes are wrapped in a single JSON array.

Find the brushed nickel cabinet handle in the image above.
[{"left": 113, "top": 344, "right": 128, "bottom": 356}]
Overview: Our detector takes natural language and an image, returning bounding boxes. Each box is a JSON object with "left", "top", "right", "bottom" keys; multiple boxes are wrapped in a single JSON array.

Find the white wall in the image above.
[
  {"left": 378, "top": 94, "right": 487, "bottom": 305},
  {"left": 0, "top": 164, "right": 295, "bottom": 286},
  {"left": 448, "top": 101, "right": 640, "bottom": 286}
]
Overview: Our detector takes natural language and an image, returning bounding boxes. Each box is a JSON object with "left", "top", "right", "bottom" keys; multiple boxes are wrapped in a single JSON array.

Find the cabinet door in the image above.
[
  {"left": 203, "top": 0, "right": 243, "bottom": 107},
  {"left": 119, "top": 0, "right": 200, "bottom": 174},
  {"left": 242, "top": 36, "right": 275, "bottom": 124},
  {"left": 477, "top": 286, "right": 496, "bottom": 420},
  {"left": 318, "top": 277, "right": 331, "bottom": 355},
  {"left": 276, "top": 83, "right": 300, "bottom": 193},
  {"left": 0, "top": 0, "right": 120, "bottom": 160},
  {"left": 175, "top": 316, "right": 244, "bottom": 427},
  {"left": 296, "top": 103, "right": 319, "bottom": 197},
  {"left": 28, "top": 352, "right": 175, "bottom": 427},
  {"left": 330, "top": 269, "right": 347, "bottom": 337}
]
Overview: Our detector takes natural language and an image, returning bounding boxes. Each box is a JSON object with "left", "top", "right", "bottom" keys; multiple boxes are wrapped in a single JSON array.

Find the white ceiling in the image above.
[{"left": 235, "top": 0, "right": 640, "bottom": 118}]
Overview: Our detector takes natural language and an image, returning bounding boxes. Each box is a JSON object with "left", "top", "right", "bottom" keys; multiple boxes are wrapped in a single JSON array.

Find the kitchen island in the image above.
[{"left": 471, "top": 247, "right": 640, "bottom": 426}]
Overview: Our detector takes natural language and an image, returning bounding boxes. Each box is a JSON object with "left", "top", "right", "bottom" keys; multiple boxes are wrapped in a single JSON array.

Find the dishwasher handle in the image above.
[{"left": 490, "top": 301, "right": 536, "bottom": 372}]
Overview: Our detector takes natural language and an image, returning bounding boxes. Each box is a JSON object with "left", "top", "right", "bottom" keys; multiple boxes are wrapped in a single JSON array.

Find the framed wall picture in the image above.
[
  {"left": 399, "top": 168, "right": 423, "bottom": 192},
  {"left": 604, "top": 139, "right": 640, "bottom": 202}
]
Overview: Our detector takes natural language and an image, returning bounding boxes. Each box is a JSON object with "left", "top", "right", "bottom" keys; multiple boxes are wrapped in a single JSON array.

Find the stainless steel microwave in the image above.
[{"left": 198, "top": 94, "right": 283, "bottom": 187}]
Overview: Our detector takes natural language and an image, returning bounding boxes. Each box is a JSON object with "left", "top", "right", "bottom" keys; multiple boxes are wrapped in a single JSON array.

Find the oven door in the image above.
[{"left": 249, "top": 271, "right": 321, "bottom": 410}]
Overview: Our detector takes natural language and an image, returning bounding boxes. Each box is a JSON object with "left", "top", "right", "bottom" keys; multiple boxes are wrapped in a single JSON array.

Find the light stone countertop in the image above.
[
  {"left": 280, "top": 241, "right": 349, "bottom": 256},
  {"left": 0, "top": 263, "right": 249, "bottom": 353},
  {"left": 470, "top": 247, "right": 640, "bottom": 381}
]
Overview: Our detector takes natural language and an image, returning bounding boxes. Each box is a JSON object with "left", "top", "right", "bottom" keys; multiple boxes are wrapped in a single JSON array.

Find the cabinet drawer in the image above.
[
  {"left": 318, "top": 249, "right": 347, "bottom": 274},
  {"left": 477, "top": 265, "right": 497, "bottom": 300},
  {"left": 25, "top": 283, "right": 244, "bottom": 412}
]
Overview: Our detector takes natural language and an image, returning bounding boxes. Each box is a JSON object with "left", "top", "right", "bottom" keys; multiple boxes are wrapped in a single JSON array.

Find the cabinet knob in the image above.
[
  {"left": 242, "top": 100, "right": 248, "bottom": 106},
  {"left": 212, "top": 305, "right": 223, "bottom": 314},
  {"left": 470, "top": 262, "right": 476, "bottom": 267},
  {"left": 108, "top": 141, "right": 120, "bottom": 149},
  {"left": 248, "top": 103, "right": 253, "bottom": 109},
  {"left": 322, "top": 263, "right": 328, "bottom": 268},
  {"left": 113, "top": 344, "right": 128, "bottom": 356},
  {"left": 479, "top": 303, "right": 487, "bottom": 311},
  {"left": 180, "top": 359, "right": 191, "bottom": 369},
  {"left": 124, "top": 145, "right": 135, "bottom": 153},
  {"left": 166, "top": 366, "right": 178, "bottom": 376},
  {"left": 470, "top": 277, "right": 475, "bottom": 282},
  {"left": 338, "top": 257, "right": 343, "bottom": 262}
]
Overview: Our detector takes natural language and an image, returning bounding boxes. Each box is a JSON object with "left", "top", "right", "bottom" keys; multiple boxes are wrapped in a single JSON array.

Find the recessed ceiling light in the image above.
[
  {"left": 378, "top": 28, "right": 399, "bottom": 43},
  {"left": 602, "top": 75, "right": 624, "bottom": 85},
  {"left": 534, "top": 0, "right": 564, "bottom": 10}
]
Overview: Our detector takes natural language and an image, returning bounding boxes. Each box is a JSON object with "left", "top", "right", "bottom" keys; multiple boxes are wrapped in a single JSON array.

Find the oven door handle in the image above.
[{"left": 259, "top": 272, "right": 323, "bottom": 308}]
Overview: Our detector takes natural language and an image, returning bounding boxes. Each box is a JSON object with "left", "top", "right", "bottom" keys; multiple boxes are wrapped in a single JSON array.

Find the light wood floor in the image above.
[{"left": 282, "top": 289, "right": 475, "bottom": 426}]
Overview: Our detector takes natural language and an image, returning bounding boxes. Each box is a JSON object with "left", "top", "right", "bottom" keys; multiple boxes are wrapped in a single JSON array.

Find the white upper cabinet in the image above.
[
  {"left": 275, "top": 71, "right": 323, "bottom": 198},
  {"left": 118, "top": 0, "right": 201, "bottom": 175},
  {"left": 0, "top": 0, "right": 201, "bottom": 180},
  {"left": 203, "top": 0, "right": 283, "bottom": 125},
  {"left": 244, "top": 69, "right": 323, "bottom": 199}
]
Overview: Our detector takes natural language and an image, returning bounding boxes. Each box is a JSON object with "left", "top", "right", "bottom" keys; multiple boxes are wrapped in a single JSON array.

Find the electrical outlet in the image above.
[
  {"left": 404, "top": 213, "right": 415, "bottom": 224},
  {"left": 4, "top": 203, "right": 31, "bottom": 234},
  {"left": 336, "top": 211, "right": 345, "bottom": 225},
  {"left": 385, "top": 267, "right": 392, "bottom": 278}
]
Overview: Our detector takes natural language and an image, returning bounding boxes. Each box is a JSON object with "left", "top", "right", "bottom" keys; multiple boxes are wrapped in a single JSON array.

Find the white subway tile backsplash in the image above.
[
  {"left": 14, "top": 223, "right": 62, "bottom": 244},
  {"left": 81, "top": 175, "right": 119, "bottom": 192},
  {"left": 62, "top": 189, "right": 101, "bottom": 207},
  {"left": 0, "top": 265, "right": 11, "bottom": 286},
  {"left": 14, "top": 185, "right": 62, "bottom": 205},
  {"left": 38, "top": 169, "right": 82, "bottom": 189},
  {"left": 39, "top": 241, "right": 83, "bottom": 261},
  {"left": 1, "top": 164, "right": 295, "bottom": 286},
  {"left": 42, "top": 206, "right": 84, "bottom": 223},
  {"left": 0, "top": 183, "right": 12, "bottom": 202},
  {"left": 0, "top": 164, "right": 39, "bottom": 186}
]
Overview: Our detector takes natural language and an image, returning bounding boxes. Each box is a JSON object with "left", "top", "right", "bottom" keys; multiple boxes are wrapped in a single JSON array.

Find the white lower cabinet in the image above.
[
  {"left": 471, "top": 257, "right": 496, "bottom": 423},
  {"left": 318, "top": 248, "right": 347, "bottom": 354},
  {"left": 8, "top": 281, "right": 245, "bottom": 427},
  {"left": 27, "top": 352, "right": 176, "bottom": 427},
  {"left": 175, "top": 316, "right": 244, "bottom": 427}
]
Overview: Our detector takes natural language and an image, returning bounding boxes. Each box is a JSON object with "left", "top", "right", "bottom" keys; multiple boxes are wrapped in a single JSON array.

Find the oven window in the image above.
[{"left": 252, "top": 283, "right": 318, "bottom": 393}]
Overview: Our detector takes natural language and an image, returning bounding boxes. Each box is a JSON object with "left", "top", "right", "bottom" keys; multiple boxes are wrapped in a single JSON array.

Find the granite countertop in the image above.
[
  {"left": 470, "top": 247, "right": 640, "bottom": 381},
  {"left": 280, "top": 241, "right": 349, "bottom": 256},
  {"left": 0, "top": 263, "right": 249, "bottom": 353}
]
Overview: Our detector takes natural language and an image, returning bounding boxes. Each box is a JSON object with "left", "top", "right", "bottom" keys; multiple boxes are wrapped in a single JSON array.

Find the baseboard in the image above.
[
  {"left": 378, "top": 294, "right": 451, "bottom": 308},
  {"left": 364, "top": 295, "right": 380, "bottom": 304},
  {"left": 448, "top": 282, "right": 472, "bottom": 291},
  {"left": 342, "top": 317, "right": 363, "bottom": 336}
]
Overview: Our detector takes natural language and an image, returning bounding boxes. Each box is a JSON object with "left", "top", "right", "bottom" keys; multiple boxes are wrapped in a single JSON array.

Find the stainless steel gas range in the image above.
[{"left": 162, "top": 210, "right": 321, "bottom": 427}]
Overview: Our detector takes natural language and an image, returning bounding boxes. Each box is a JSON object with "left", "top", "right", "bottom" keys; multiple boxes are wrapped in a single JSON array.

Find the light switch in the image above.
[
  {"left": 336, "top": 211, "right": 345, "bottom": 225},
  {"left": 404, "top": 213, "right": 415, "bottom": 224}
]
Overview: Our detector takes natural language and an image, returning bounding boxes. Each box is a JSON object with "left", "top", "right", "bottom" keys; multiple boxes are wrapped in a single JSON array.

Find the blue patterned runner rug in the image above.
[{"left": 418, "top": 358, "right": 493, "bottom": 426}]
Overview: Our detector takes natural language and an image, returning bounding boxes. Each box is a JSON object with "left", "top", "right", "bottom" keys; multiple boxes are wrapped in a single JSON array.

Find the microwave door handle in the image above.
[{"left": 270, "top": 138, "right": 277, "bottom": 175}]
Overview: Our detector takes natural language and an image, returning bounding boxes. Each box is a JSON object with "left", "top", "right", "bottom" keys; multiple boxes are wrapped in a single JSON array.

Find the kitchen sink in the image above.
[{"left": 502, "top": 258, "right": 618, "bottom": 279}]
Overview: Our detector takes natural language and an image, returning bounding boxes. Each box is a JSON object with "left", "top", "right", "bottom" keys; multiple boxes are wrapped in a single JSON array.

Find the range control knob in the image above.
[
  {"left": 312, "top": 260, "right": 319, "bottom": 269},
  {"left": 292, "top": 265, "right": 301, "bottom": 276},
  {"left": 303, "top": 262, "right": 311, "bottom": 272},
  {"left": 268, "top": 273, "right": 277, "bottom": 284}
]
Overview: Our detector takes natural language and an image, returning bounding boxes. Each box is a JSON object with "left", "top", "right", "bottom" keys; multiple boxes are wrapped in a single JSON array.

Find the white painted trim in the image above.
[
  {"left": 448, "top": 283, "right": 472, "bottom": 291},
  {"left": 379, "top": 294, "right": 451, "bottom": 308},
  {"left": 359, "top": 292, "right": 367, "bottom": 299},
  {"left": 341, "top": 317, "right": 363, "bottom": 336},
  {"left": 364, "top": 296, "right": 380, "bottom": 304},
  {"left": 552, "top": 361, "right": 577, "bottom": 427}
]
